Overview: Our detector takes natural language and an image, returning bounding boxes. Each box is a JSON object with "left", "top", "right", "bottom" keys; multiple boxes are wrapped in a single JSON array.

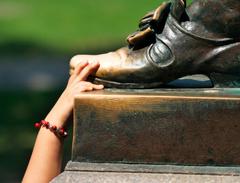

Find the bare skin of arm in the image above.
[{"left": 22, "top": 61, "right": 104, "bottom": 183}]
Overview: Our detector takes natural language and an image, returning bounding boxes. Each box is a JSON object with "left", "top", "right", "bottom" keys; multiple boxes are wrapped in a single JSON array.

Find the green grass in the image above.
[
  {"left": 0, "top": 0, "right": 164, "bottom": 54},
  {"left": 0, "top": 0, "right": 192, "bottom": 55}
]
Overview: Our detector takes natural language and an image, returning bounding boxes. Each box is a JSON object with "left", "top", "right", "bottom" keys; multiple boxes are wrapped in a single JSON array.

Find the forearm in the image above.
[
  {"left": 22, "top": 129, "right": 63, "bottom": 183},
  {"left": 22, "top": 61, "right": 103, "bottom": 183},
  {"left": 22, "top": 92, "right": 71, "bottom": 183}
]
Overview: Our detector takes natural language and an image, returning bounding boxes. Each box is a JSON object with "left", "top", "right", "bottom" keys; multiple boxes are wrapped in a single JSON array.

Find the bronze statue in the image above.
[
  {"left": 51, "top": 1, "right": 240, "bottom": 182},
  {"left": 70, "top": 0, "right": 240, "bottom": 88}
]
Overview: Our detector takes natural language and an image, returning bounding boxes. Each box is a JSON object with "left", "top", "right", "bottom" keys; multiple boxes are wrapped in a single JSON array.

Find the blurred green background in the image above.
[{"left": 0, "top": 0, "right": 191, "bottom": 182}]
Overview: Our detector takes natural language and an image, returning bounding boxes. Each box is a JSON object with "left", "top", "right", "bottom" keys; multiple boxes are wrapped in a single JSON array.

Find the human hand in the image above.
[
  {"left": 45, "top": 61, "right": 104, "bottom": 127},
  {"left": 64, "top": 60, "right": 104, "bottom": 106}
]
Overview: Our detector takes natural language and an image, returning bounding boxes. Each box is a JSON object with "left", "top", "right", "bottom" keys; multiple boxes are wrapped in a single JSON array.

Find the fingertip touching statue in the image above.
[{"left": 70, "top": 0, "right": 240, "bottom": 89}]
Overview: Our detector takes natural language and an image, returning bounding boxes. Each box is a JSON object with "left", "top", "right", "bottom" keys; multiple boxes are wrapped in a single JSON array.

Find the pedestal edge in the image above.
[{"left": 65, "top": 161, "right": 240, "bottom": 176}]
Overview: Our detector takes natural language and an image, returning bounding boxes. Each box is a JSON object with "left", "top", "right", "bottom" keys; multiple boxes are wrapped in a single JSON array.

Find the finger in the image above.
[
  {"left": 73, "top": 82, "right": 104, "bottom": 93},
  {"left": 81, "top": 84, "right": 104, "bottom": 92},
  {"left": 76, "top": 81, "right": 104, "bottom": 89},
  {"left": 73, "top": 61, "right": 89, "bottom": 76},
  {"left": 68, "top": 61, "right": 89, "bottom": 84},
  {"left": 77, "top": 85, "right": 94, "bottom": 92},
  {"left": 81, "top": 86, "right": 93, "bottom": 92},
  {"left": 77, "top": 62, "right": 100, "bottom": 81},
  {"left": 92, "top": 84, "right": 104, "bottom": 90}
]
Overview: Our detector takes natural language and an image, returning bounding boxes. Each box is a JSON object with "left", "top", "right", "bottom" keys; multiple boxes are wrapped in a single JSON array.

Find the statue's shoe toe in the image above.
[{"left": 70, "top": 0, "right": 240, "bottom": 89}]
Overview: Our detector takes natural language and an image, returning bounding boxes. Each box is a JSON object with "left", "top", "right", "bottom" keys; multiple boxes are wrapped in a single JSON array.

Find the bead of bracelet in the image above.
[{"left": 34, "top": 120, "right": 68, "bottom": 138}]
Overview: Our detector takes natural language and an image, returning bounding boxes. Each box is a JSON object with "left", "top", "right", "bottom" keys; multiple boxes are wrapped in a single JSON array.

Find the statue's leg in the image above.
[{"left": 187, "top": 0, "right": 240, "bottom": 38}]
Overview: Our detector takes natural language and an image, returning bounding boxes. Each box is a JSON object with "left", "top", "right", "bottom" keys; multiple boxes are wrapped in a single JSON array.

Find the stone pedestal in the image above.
[{"left": 52, "top": 88, "right": 240, "bottom": 182}]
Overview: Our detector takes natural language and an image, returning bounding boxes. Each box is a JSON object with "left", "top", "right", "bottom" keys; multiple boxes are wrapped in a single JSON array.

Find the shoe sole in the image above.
[{"left": 92, "top": 77, "right": 165, "bottom": 89}]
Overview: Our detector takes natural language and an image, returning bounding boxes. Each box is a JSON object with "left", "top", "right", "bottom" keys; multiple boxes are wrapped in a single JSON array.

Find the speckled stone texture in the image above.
[
  {"left": 51, "top": 162, "right": 240, "bottom": 182},
  {"left": 51, "top": 171, "right": 240, "bottom": 183}
]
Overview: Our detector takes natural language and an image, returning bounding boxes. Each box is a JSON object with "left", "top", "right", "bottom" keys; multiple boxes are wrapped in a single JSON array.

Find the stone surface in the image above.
[
  {"left": 53, "top": 88, "right": 240, "bottom": 182},
  {"left": 52, "top": 162, "right": 240, "bottom": 182},
  {"left": 51, "top": 171, "right": 240, "bottom": 183},
  {"left": 64, "top": 162, "right": 240, "bottom": 176},
  {"left": 72, "top": 88, "right": 240, "bottom": 165}
]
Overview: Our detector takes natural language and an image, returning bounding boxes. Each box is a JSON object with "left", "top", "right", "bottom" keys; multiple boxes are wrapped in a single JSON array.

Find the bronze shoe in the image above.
[{"left": 71, "top": 0, "right": 240, "bottom": 88}]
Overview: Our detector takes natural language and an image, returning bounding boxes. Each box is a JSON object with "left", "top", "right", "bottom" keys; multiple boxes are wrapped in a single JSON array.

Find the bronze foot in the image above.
[{"left": 71, "top": 0, "right": 240, "bottom": 88}]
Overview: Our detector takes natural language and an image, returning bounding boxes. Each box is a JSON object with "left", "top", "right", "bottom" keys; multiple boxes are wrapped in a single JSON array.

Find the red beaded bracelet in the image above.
[{"left": 34, "top": 120, "right": 68, "bottom": 138}]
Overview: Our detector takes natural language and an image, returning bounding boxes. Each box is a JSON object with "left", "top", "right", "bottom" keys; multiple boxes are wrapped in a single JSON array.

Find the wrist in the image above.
[
  {"left": 45, "top": 90, "right": 74, "bottom": 127},
  {"left": 35, "top": 120, "right": 68, "bottom": 139},
  {"left": 45, "top": 107, "right": 70, "bottom": 127}
]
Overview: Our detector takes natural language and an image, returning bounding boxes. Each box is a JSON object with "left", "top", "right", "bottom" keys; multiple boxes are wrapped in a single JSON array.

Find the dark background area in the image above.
[{"left": 0, "top": 0, "right": 192, "bottom": 182}]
